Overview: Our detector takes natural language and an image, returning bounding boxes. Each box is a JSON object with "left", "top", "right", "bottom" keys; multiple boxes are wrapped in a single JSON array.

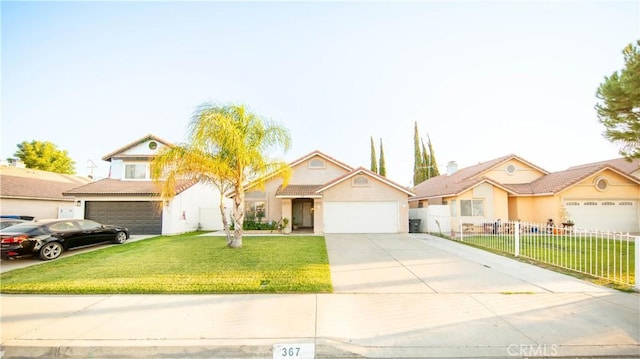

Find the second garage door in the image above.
[
  {"left": 85, "top": 201, "right": 162, "bottom": 235},
  {"left": 564, "top": 200, "right": 639, "bottom": 233},
  {"left": 323, "top": 201, "right": 398, "bottom": 233}
]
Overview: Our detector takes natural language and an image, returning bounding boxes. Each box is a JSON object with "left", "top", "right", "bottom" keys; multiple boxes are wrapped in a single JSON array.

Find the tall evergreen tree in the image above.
[
  {"left": 413, "top": 122, "right": 426, "bottom": 185},
  {"left": 596, "top": 40, "right": 640, "bottom": 159},
  {"left": 427, "top": 134, "right": 440, "bottom": 177},
  {"left": 379, "top": 138, "right": 386, "bottom": 177},
  {"left": 370, "top": 136, "right": 378, "bottom": 173},
  {"left": 421, "top": 139, "right": 431, "bottom": 179}
]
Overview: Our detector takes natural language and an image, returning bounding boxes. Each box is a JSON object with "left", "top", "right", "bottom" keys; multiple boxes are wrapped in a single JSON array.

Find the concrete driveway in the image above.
[{"left": 325, "top": 233, "right": 614, "bottom": 294}]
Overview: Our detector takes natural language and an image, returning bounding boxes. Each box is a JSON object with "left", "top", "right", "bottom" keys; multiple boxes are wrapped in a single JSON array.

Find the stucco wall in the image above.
[
  {"left": 289, "top": 159, "right": 350, "bottom": 184},
  {"left": 162, "top": 182, "right": 223, "bottom": 235},
  {"left": 561, "top": 170, "right": 640, "bottom": 200},
  {"left": 0, "top": 198, "right": 74, "bottom": 220}
]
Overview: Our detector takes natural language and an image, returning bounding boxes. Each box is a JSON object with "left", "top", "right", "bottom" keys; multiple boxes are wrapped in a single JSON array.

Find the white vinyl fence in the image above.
[{"left": 450, "top": 218, "right": 638, "bottom": 289}]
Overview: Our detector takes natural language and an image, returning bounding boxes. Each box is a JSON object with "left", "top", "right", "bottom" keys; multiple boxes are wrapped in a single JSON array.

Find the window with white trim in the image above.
[
  {"left": 460, "top": 199, "right": 484, "bottom": 216},
  {"left": 594, "top": 177, "right": 609, "bottom": 191},
  {"left": 309, "top": 158, "right": 325, "bottom": 168},
  {"left": 352, "top": 176, "right": 369, "bottom": 186},
  {"left": 125, "top": 164, "right": 148, "bottom": 179}
]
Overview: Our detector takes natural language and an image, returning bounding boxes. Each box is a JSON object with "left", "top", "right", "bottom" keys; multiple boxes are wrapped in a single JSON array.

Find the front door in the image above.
[{"left": 292, "top": 199, "right": 314, "bottom": 230}]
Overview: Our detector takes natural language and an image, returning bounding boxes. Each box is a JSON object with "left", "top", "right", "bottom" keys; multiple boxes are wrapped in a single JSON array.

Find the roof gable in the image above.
[
  {"left": 101, "top": 134, "right": 173, "bottom": 161},
  {"left": 288, "top": 150, "right": 353, "bottom": 172},
  {"left": 317, "top": 167, "right": 415, "bottom": 196}
]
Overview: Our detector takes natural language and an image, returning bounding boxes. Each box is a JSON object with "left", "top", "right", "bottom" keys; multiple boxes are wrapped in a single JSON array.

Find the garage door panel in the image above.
[
  {"left": 565, "top": 200, "right": 639, "bottom": 233},
  {"left": 85, "top": 201, "right": 162, "bottom": 235},
  {"left": 324, "top": 202, "right": 398, "bottom": 233}
]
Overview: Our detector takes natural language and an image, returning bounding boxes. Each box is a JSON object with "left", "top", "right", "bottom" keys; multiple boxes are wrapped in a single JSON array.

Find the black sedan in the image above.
[{"left": 1, "top": 219, "right": 129, "bottom": 260}]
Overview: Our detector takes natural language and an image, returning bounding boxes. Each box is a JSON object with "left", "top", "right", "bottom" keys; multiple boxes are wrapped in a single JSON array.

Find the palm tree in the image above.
[{"left": 152, "top": 103, "right": 292, "bottom": 248}]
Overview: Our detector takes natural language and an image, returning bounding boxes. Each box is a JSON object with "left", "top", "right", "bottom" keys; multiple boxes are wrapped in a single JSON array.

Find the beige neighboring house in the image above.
[
  {"left": 411, "top": 155, "right": 640, "bottom": 233},
  {"left": 244, "top": 151, "right": 415, "bottom": 234},
  {"left": 0, "top": 164, "right": 92, "bottom": 219},
  {"left": 63, "top": 134, "right": 226, "bottom": 235}
]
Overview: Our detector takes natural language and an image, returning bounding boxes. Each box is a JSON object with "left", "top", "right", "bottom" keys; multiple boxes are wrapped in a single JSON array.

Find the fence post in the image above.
[
  {"left": 514, "top": 221, "right": 520, "bottom": 257},
  {"left": 635, "top": 236, "right": 639, "bottom": 291}
]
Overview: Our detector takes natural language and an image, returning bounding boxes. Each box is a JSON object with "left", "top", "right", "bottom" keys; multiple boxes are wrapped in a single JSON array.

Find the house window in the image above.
[
  {"left": 352, "top": 176, "right": 369, "bottom": 186},
  {"left": 245, "top": 201, "right": 266, "bottom": 222},
  {"left": 148, "top": 141, "right": 158, "bottom": 150},
  {"left": 125, "top": 164, "right": 147, "bottom": 179},
  {"left": 594, "top": 177, "right": 608, "bottom": 191},
  {"left": 245, "top": 191, "right": 267, "bottom": 222},
  {"left": 309, "top": 158, "right": 325, "bottom": 168},
  {"left": 450, "top": 200, "right": 457, "bottom": 216},
  {"left": 505, "top": 164, "right": 516, "bottom": 175},
  {"left": 460, "top": 199, "right": 484, "bottom": 216}
]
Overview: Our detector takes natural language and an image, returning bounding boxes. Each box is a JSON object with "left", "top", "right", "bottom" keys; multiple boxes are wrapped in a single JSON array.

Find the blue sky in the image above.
[{"left": 1, "top": 1, "right": 638, "bottom": 185}]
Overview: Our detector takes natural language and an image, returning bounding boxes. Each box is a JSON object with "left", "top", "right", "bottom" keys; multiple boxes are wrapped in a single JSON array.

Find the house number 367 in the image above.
[
  {"left": 273, "top": 343, "right": 314, "bottom": 359},
  {"left": 281, "top": 347, "right": 300, "bottom": 357}
]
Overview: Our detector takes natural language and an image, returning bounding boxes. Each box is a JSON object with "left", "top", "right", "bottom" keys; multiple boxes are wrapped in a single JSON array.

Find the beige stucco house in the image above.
[
  {"left": 244, "top": 151, "right": 415, "bottom": 234},
  {"left": 410, "top": 155, "right": 640, "bottom": 233}
]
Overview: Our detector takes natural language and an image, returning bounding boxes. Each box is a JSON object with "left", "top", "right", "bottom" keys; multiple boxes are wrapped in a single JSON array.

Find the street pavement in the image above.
[{"left": 1, "top": 233, "right": 638, "bottom": 358}]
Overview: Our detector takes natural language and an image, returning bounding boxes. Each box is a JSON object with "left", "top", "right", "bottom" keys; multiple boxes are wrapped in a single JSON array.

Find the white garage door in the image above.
[
  {"left": 324, "top": 201, "right": 398, "bottom": 233},
  {"left": 564, "top": 200, "right": 639, "bottom": 233}
]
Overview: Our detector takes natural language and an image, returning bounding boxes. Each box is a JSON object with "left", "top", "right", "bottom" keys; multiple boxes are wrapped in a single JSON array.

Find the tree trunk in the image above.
[
  {"left": 229, "top": 187, "right": 244, "bottom": 248},
  {"left": 219, "top": 197, "right": 232, "bottom": 246}
]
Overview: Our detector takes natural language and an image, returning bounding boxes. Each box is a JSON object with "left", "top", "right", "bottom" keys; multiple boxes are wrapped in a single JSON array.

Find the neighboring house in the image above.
[
  {"left": 63, "top": 134, "right": 226, "bottom": 235},
  {"left": 410, "top": 155, "right": 640, "bottom": 233},
  {"left": 244, "top": 151, "right": 415, "bottom": 234},
  {"left": 0, "top": 164, "right": 92, "bottom": 219}
]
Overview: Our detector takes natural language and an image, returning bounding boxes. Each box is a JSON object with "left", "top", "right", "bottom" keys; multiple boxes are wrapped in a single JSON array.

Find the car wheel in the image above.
[
  {"left": 112, "top": 231, "right": 128, "bottom": 244},
  {"left": 39, "top": 242, "right": 63, "bottom": 260}
]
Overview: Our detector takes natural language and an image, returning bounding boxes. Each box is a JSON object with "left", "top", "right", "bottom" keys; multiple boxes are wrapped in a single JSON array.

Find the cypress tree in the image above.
[
  {"left": 379, "top": 138, "right": 386, "bottom": 177},
  {"left": 427, "top": 134, "right": 440, "bottom": 177},
  {"left": 370, "top": 136, "right": 378, "bottom": 173},
  {"left": 413, "top": 122, "right": 424, "bottom": 185}
]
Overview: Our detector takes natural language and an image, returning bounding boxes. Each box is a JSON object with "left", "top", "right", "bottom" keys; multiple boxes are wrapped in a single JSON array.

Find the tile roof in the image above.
[
  {"left": 63, "top": 179, "right": 197, "bottom": 196},
  {"left": 275, "top": 184, "right": 323, "bottom": 197},
  {"left": 0, "top": 166, "right": 92, "bottom": 201},
  {"left": 412, "top": 155, "right": 640, "bottom": 200}
]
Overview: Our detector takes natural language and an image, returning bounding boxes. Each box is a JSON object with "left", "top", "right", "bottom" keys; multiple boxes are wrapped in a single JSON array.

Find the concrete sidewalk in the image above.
[{"left": 1, "top": 233, "right": 638, "bottom": 358}]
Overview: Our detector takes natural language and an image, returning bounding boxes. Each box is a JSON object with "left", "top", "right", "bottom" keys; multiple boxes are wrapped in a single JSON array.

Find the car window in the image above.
[
  {"left": 78, "top": 220, "right": 101, "bottom": 230},
  {"left": 49, "top": 221, "right": 78, "bottom": 232}
]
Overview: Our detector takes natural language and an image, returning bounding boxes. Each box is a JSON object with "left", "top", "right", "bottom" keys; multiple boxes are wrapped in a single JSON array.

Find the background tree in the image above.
[
  {"left": 427, "top": 134, "right": 440, "bottom": 177},
  {"left": 370, "top": 136, "right": 378, "bottom": 173},
  {"left": 378, "top": 138, "right": 386, "bottom": 177},
  {"left": 413, "top": 122, "right": 427, "bottom": 185},
  {"left": 152, "top": 103, "right": 291, "bottom": 248},
  {"left": 14, "top": 140, "right": 75, "bottom": 174},
  {"left": 596, "top": 40, "right": 640, "bottom": 160}
]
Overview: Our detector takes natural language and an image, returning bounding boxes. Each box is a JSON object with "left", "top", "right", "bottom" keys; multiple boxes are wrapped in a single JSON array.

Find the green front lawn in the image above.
[{"left": 0, "top": 233, "right": 333, "bottom": 294}]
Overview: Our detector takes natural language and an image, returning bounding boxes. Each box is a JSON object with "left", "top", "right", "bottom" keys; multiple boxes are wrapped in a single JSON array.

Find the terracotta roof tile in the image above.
[
  {"left": 275, "top": 184, "right": 323, "bottom": 197},
  {"left": 63, "top": 179, "right": 197, "bottom": 196},
  {"left": 0, "top": 166, "right": 92, "bottom": 201}
]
